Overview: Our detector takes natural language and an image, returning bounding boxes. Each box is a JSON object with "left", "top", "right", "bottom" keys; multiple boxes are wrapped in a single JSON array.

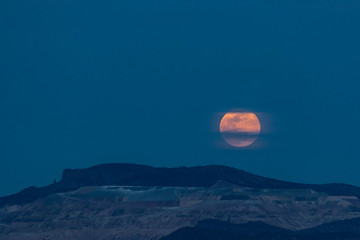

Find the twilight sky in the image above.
[{"left": 1, "top": 0, "right": 360, "bottom": 196}]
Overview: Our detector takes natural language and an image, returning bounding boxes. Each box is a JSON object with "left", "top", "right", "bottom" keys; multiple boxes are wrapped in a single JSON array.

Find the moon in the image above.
[{"left": 220, "top": 111, "right": 261, "bottom": 147}]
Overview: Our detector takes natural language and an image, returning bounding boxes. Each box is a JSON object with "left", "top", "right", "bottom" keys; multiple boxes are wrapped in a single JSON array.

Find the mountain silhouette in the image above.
[
  {"left": 1, "top": 163, "right": 360, "bottom": 207},
  {"left": 161, "top": 218, "right": 360, "bottom": 240}
]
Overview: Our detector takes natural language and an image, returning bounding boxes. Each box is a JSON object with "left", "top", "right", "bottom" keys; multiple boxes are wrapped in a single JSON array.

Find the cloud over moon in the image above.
[{"left": 220, "top": 112, "right": 261, "bottom": 147}]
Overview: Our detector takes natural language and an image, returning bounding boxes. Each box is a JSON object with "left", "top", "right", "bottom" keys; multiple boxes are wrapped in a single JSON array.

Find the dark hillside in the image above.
[{"left": 1, "top": 163, "right": 360, "bottom": 207}]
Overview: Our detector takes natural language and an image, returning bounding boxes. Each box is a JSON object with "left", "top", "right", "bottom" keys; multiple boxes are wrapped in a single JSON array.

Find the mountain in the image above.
[
  {"left": 1, "top": 163, "right": 360, "bottom": 240},
  {"left": 1, "top": 163, "right": 360, "bottom": 207},
  {"left": 161, "top": 220, "right": 293, "bottom": 240},
  {"left": 1, "top": 183, "right": 360, "bottom": 240},
  {"left": 161, "top": 218, "right": 360, "bottom": 240}
]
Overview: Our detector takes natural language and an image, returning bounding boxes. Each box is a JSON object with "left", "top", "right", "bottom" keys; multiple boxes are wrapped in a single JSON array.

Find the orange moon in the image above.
[{"left": 219, "top": 112, "right": 261, "bottom": 147}]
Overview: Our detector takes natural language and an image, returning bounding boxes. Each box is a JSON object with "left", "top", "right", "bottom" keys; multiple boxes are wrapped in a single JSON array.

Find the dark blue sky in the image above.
[{"left": 1, "top": 0, "right": 360, "bottom": 196}]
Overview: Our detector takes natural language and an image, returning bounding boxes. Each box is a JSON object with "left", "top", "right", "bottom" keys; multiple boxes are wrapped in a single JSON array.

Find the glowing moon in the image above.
[{"left": 220, "top": 112, "right": 261, "bottom": 147}]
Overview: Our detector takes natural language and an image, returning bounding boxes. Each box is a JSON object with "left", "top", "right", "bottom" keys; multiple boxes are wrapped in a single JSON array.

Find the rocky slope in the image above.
[
  {"left": 1, "top": 184, "right": 360, "bottom": 240},
  {"left": 1, "top": 163, "right": 360, "bottom": 207},
  {"left": 1, "top": 163, "right": 360, "bottom": 240}
]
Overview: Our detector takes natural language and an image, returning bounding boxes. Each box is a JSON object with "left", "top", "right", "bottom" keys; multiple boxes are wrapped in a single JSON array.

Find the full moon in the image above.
[{"left": 220, "top": 111, "right": 261, "bottom": 147}]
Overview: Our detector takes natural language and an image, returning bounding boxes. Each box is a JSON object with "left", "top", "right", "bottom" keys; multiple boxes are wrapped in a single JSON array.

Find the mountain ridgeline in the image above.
[
  {"left": 161, "top": 218, "right": 360, "bottom": 240},
  {"left": 1, "top": 163, "right": 360, "bottom": 207}
]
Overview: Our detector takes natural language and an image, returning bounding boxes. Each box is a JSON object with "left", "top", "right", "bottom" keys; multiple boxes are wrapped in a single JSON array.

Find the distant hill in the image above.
[
  {"left": 161, "top": 218, "right": 360, "bottom": 240},
  {"left": 1, "top": 163, "right": 360, "bottom": 207}
]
